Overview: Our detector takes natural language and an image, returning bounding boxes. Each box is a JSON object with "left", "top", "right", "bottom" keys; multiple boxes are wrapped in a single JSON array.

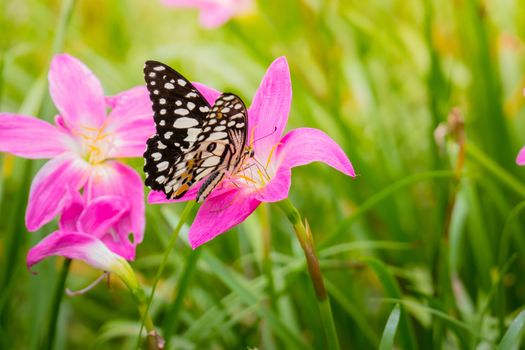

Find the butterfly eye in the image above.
[{"left": 249, "top": 149, "right": 255, "bottom": 157}]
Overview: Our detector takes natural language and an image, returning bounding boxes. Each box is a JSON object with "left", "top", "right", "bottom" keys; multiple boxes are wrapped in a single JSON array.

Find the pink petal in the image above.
[
  {"left": 248, "top": 57, "right": 292, "bottom": 157},
  {"left": 49, "top": 54, "right": 106, "bottom": 132},
  {"left": 277, "top": 128, "right": 355, "bottom": 177},
  {"left": 199, "top": 5, "right": 235, "bottom": 28},
  {"left": 105, "top": 86, "right": 156, "bottom": 158},
  {"left": 517, "top": 146, "right": 525, "bottom": 166},
  {"left": 161, "top": 0, "right": 223, "bottom": 11},
  {"left": 161, "top": 0, "right": 207, "bottom": 7},
  {"left": 26, "top": 153, "right": 90, "bottom": 231},
  {"left": 192, "top": 82, "right": 221, "bottom": 105},
  {"left": 27, "top": 231, "right": 126, "bottom": 272},
  {"left": 79, "top": 196, "right": 130, "bottom": 237},
  {"left": 189, "top": 189, "right": 260, "bottom": 248},
  {"left": 59, "top": 187, "right": 85, "bottom": 231},
  {"left": 147, "top": 179, "right": 234, "bottom": 204},
  {"left": 86, "top": 161, "right": 145, "bottom": 251},
  {"left": 162, "top": 0, "right": 250, "bottom": 28},
  {"left": 100, "top": 225, "right": 137, "bottom": 260},
  {"left": 54, "top": 115, "right": 71, "bottom": 133},
  {"left": 254, "top": 167, "right": 291, "bottom": 202},
  {"left": 79, "top": 195, "right": 134, "bottom": 259},
  {"left": 148, "top": 187, "right": 197, "bottom": 204},
  {"left": 0, "top": 113, "right": 69, "bottom": 159}
]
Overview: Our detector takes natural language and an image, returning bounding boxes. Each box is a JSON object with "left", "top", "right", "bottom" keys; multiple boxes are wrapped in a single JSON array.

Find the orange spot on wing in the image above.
[
  {"left": 180, "top": 172, "right": 193, "bottom": 182},
  {"left": 175, "top": 183, "right": 190, "bottom": 196}
]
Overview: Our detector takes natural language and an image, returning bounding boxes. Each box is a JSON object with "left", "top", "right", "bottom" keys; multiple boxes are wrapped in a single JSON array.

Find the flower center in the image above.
[
  {"left": 232, "top": 142, "right": 280, "bottom": 190},
  {"left": 76, "top": 122, "right": 116, "bottom": 165}
]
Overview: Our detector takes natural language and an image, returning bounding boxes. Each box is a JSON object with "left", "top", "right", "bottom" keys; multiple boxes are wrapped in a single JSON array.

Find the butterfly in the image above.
[{"left": 143, "top": 61, "right": 252, "bottom": 203}]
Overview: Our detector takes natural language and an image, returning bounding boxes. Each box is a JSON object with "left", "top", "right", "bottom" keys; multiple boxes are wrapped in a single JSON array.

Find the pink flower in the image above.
[
  {"left": 162, "top": 0, "right": 253, "bottom": 28},
  {"left": 149, "top": 57, "right": 355, "bottom": 248},
  {"left": 517, "top": 147, "right": 525, "bottom": 166},
  {"left": 27, "top": 189, "right": 136, "bottom": 270},
  {"left": 0, "top": 54, "right": 153, "bottom": 256}
]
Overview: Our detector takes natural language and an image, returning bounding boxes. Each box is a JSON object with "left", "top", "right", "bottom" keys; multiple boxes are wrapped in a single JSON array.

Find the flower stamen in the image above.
[
  {"left": 265, "top": 142, "right": 282, "bottom": 169},
  {"left": 236, "top": 174, "right": 258, "bottom": 184},
  {"left": 256, "top": 168, "right": 267, "bottom": 184},
  {"left": 251, "top": 156, "right": 271, "bottom": 181},
  {"left": 66, "top": 271, "right": 109, "bottom": 296},
  {"left": 73, "top": 121, "right": 117, "bottom": 165}
]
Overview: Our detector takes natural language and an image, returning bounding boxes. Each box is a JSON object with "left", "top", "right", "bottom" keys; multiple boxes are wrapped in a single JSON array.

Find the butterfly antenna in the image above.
[
  {"left": 249, "top": 125, "right": 258, "bottom": 148},
  {"left": 250, "top": 126, "right": 278, "bottom": 146}
]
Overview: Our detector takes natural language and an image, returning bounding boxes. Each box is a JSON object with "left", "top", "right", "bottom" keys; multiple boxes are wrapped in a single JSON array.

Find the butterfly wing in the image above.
[
  {"left": 143, "top": 61, "right": 249, "bottom": 201},
  {"left": 143, "top": 61, "right": 211, "bottom": 197},
  {"left": 160, "top": 92, "right": 249, "bottom": 201},
  {"left": 194, "top": 93, "right": 248, "bottom": 202}
]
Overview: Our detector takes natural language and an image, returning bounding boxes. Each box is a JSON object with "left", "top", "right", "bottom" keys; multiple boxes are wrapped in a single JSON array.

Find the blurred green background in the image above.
[{"left": 1, "top": 0, "right": 525, "bottom": 349}]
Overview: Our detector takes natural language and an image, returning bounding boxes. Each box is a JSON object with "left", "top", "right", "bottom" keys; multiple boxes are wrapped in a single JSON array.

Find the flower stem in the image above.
[
  {"left": 136, "top": 201, "right": 196, "bottom": 349},
  {"left": 114, "top": 259, "right": 163, "bottom": 349},
  {"left": 277, "top": 198, "right": 340, "bottom": 350},
  {"left": 318, "top": 297, "right": 340, "bottom": 350},
  {"left": 135, "top": 289, "right": 163, "bottom": 350},
  {"left": 42, "top": 258, "right": 71, "bottom": 350},
  {"left": 261, "top": 203, "right": 275, "bottom": 302},
  {"left": 260, "top": 203, "right": 277, "bottom": 350}
]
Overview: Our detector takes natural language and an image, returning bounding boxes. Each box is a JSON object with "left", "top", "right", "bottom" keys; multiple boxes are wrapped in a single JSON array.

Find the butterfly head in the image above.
[{"left": 244, "top": 145, "right": 255, "bottom": 158}]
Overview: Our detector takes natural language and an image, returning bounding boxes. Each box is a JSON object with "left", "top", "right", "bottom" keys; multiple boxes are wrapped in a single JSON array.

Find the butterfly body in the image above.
[{"left": 143, "top": 61, "right": 249, "bottom": 203}]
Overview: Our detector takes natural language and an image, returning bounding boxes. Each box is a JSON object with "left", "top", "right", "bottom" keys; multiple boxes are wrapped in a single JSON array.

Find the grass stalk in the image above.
[
  {"left": 162, "top": 248, "right": 202, "bottom": 348},
  {"left": 466, "top": 143, "right": 525, "bottom": 198}
]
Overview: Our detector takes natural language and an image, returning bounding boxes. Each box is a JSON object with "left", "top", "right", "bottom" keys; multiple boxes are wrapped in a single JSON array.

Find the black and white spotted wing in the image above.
[
  {"left": 143, "top": 61, "right": 210, "bottom": 192},
  {"left": 193, "top": 93, "right": 248, "bottom": 202},
  {"left": 143, "top": 61, "right": 249, "bottom": 202}
]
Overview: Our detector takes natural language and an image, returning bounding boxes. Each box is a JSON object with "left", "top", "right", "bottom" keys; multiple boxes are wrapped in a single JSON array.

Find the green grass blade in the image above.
[
  {"left": 498, "top": 309, "right": 525, "bottom": 350},
  {"left": 202, "top": 252, "right": 312, "bottom": 349},
  {"left": 162, "top": 248, "right": 202, "bottom": 348},
  {"left": 363, "top": 258, "right": 417, "bottom": 350},
  {"left": 379, "top": 304, "right": 401, "bottom": 350},
  {"left": 325, "top": 280, "right": 380, "bottom": 348},
  {"left": 322, "top": 170, "right": 454, "bottom": 248}
]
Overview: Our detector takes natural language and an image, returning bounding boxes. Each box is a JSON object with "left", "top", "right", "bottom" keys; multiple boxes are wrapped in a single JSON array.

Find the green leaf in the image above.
[
  {"left": 498, "top": 309, "right": 525, "bottom": 350},
  {"left": 201, "top": 252, "right": 312, "bottom": 350},
  {"left": 379, "top": 304, "right": 401, "bottom": 350},
  {"left": 363, "top": 258, "right": 417, "bottom": 350}
]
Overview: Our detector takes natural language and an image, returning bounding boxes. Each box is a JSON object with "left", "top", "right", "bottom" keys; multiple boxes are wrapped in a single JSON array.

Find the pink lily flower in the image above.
[
  {"left": 27, "top": 189, "right": 136, "bottom": 270},
  {"left": 161, "top": 0, "right": 253, "bottom": 28},
  {"left": 149, "top": 57, "right": 355, "bottom": 248},
  {"left": 517, "top": 147, "right": 525, "bottom": 166},
  {"left": 0, "top": 54, "right": 153, "bottom": 256}
]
